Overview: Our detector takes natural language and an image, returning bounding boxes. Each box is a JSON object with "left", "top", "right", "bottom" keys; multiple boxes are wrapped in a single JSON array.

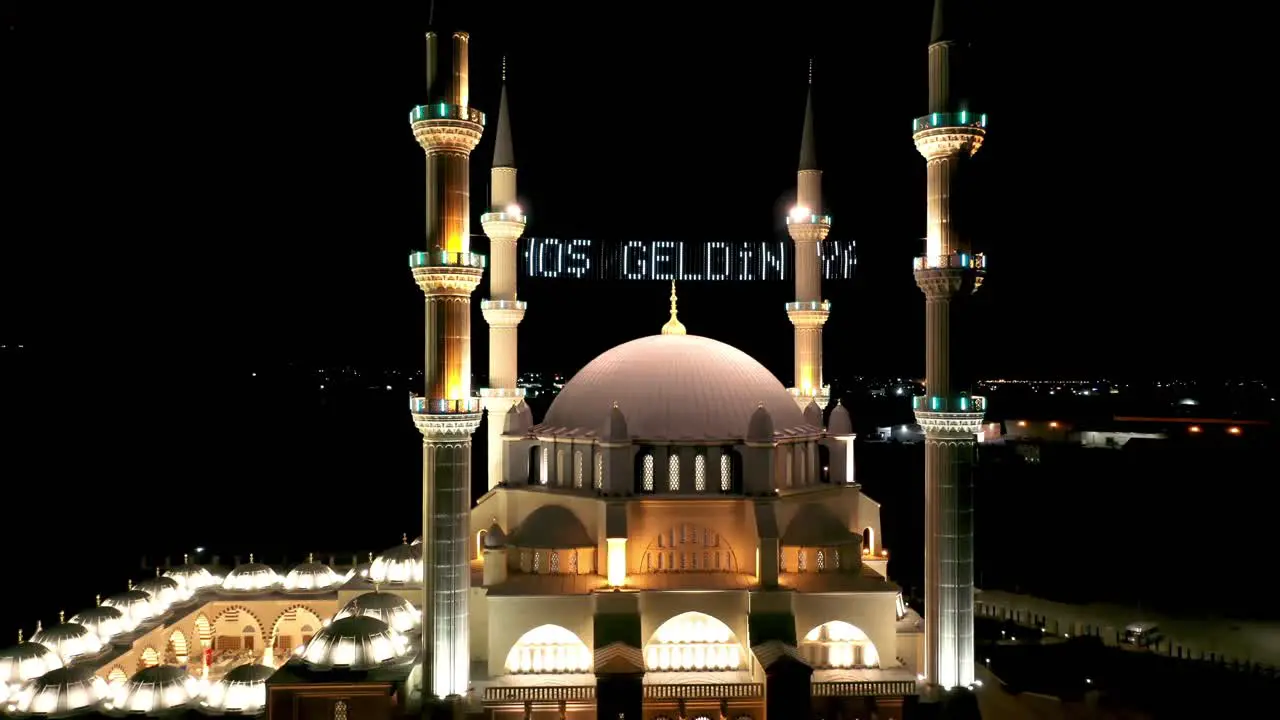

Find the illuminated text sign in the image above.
[{"left": 521, "top": 239, "right": 856, "bottom": 281}]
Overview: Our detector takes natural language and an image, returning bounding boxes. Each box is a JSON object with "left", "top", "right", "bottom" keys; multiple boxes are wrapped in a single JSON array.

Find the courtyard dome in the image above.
[
  {"left": 369, "top": 536, "right": 422, "bottom": 585},
  {"left": 334, "top": 591, "right": 418, "bottom": 633},
  {"left": 135, "top": 573, "right": 182, "bottom": 614},
  {"left": 31, "top": 614, "right": 104, "bottom": 663},
  {"left": 7, "top": 664, "right": 109, "bottom": 718},
  {"left": 299, "top": 616, "right": 408, "bottom": 671},
  {"left": 105, "top": 665, "right": 200, "bottom": 715},
  {"left": 539, "top": 334, "right": 812, "bottom": 441},
  {"left": 482, "top": 520, "right": 507, "bottom": 549},
  {"left": 828, "top": 400, "right": 853, "bottom": 435},
  {"left": 68, "top": 600, "right": 125, "bottom": 643},
  {"left": 200, "top": 662, "right": 273, "bottom": 715},
  {"left": 508, "top": 505, "right": 593, "bottom": 549},
  {"left": 221, "top": 556, "right": 280, "bottom": 593},
  {"left": 101, "top": 585, "right": 154, "bottom": 628},
  {"left": 163, "top": 555, "right": 216, "bottom": 595},
  {"left": 283, "top": 555, "right": 341, "bottom": 592},
  {"left": 0, "top": 631, "right": 64, "bottom": 701}
]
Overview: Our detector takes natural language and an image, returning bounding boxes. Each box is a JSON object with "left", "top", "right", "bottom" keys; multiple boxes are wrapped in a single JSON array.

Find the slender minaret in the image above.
[
  {"left": 785, "top": 60, "right": 831, "bottom": 410},
  {"left": 408, "top": 30, "right": 485, "bottom": 702},
  {"left": 912, "top": 0, "right": 988, "bottom": 692},
  {"left": 479, "top": 57, "right": 528, "bottom": 491}
]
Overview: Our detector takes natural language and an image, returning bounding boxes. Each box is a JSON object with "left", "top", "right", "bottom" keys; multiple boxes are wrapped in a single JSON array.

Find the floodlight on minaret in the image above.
[
  {"left": 912, "top": 0, "right": 988, "bottom": 694},
  {"left": 407, "top": 29, "right": 485, "bottom": 702},
  {"left": 479, "top": 55, "right": 529, "bottom": 492},
  {"left": 785, "top": 58, "right": 832, "bottom": 410}
]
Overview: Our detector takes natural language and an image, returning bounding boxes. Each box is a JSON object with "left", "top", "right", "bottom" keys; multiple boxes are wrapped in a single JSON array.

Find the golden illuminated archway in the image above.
[
  {"left": 139, "top": 646, "right": 160, "bottom": 670},
  {"left": 800, "top": 621, "right": 880, "bottom": 668},
  {"left": 503, "top": 625, "right": 592, "bottom": 674},
  {"left": 107, "top": 666, "right": 128, "bottom": 686},
  {"left": 194, "top": 613, "right": 212, "bottom": 648},
  {"left": 167, "top": 629, "right": 189, "bottom": 663},
  {"left": 645, "top": 612, "right": 742, "bottom": 671}
]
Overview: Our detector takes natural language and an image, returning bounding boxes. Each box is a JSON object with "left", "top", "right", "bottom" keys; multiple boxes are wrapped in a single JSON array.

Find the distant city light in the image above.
[
  {"left": 1189, "top": 425, "right": 1202, "bottom": 433},
  {"left": 1017, "top": 420, "right": 1027, "bottom": 427},
  {"left": 1048, "top": 421, "right": 1059, "bottom": 428},
  {"left": 1227, "top": 426, "right": 1242, "bottom": 435},
  {"left": 195, "top": 547, "right": 205, "bottom": 553}
]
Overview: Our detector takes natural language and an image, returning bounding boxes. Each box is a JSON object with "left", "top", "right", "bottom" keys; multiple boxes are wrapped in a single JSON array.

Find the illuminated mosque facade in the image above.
[{"left": 0, "top": 2, "right": 990, "bottom": 718}]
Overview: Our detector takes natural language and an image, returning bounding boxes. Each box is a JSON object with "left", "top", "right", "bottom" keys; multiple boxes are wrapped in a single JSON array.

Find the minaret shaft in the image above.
[
  {"left": 786, "top": 84, "right": 831, "bottom": 409},
  {"left": 410, "top": 30, "right": 485, "bottom": 702},
  {"left": 912, "top": 6, "right": 986, "bottom": 691}
]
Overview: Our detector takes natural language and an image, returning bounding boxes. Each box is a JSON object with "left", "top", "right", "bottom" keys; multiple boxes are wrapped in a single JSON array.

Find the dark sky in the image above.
[{"left": 2, "top": 1, "right": 1269, "bottom": 386}]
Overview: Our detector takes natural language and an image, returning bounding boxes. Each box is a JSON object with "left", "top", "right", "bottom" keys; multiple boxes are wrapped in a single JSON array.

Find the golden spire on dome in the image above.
[{"left": 661, "top": 280, "right": 686, "bottom": 336}]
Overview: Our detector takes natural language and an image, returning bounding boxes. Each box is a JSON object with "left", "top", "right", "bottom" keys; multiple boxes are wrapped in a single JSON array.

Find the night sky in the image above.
[{"left": 3, "top": 2, "right": 1269, "bottom": 384}]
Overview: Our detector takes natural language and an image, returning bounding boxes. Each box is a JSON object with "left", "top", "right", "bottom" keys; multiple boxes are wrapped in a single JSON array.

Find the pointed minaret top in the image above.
[
  {"left": 799, "top": 72, "right": 818, "bottom": 172},
  {"left": 931, "top": 0, "right": 969, "bottom": 44},
  {"left": 493, "top": 66, "right": 515, "bottom": 169},
  {"left": 661, "top": 281, "right": 687, "bottom": 336}
]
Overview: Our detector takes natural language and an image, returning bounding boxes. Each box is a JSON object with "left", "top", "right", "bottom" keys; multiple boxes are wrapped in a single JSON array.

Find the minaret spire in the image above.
[
  {"left": 798, "top": 71, "right": 818, "bottom": 172},
  {"left": 492, "top": 63, "right": 515, "bottom": 169},
  {"left": 661, "top": 281, "right": 686, "bottom": 336}
]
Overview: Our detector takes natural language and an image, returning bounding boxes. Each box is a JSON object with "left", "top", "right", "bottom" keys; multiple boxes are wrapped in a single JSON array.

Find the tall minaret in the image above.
[
  {"left": 785, "top": 60, "right": 831, "bottom": 410},
  {"left": 479, "top": 57, "right": 528, "bottom": 491},
  {"left": 912, "top": 0, "right": 988, "bottom": 692},
  {"left": 408, "top": 30, "right": 485, "bottom": 702}
]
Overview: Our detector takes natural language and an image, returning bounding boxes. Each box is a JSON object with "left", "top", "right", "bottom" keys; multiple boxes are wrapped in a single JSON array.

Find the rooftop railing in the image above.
[
  {"left": 409, "top": 103, "right": 485, "bottom": 125},
  {"left": 480, "top": 211, "right": 526, "bottom": 224},
  {"left": 911, "top": 111, "right": 987, "bottom": 133},
  {"left": 912, "top": 252, "right": 987, "bottom": 272},
  {"left": 480, "top": 300, "right": 528, "bottom": 311},
  {"left": 409, "top": 396, "right": 483, "bottom": 414},
  {"left": 785, "top": 300, "right": 832, "bottom": 313},
  {"left": 786, "top": 213, "right": 833, "bottom": 226},
  {"left": 912, "top": 395, "right": 987, "bottom": 413},
  {"left": 408, "top": 250, "right": 486, "bottom": 269}
]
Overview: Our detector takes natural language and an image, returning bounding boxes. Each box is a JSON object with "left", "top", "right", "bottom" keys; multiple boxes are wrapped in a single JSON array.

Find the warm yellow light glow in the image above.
[
  {"left": 1048, "top": 421, "right": 1059, "bottom": 428},
  {"left": 801, "top": 621, "right": 880, "bottom": 668},
  {"left": 504, "top": 625, "right": 591, "bottom": 674},
  {"left": 607, "top": 539, "right": 627, "bottom": 587},
  {"left": 505, "top": 203, "right": 522, "bottom": 216},
  {"left": 1017, "top": 420, "right": 1027, "bottom": 427},
  {"left": 1189, "top": 425, "right": 1202, "bottom": 433},
  {"left": 1228, "top": 426, "right": 1242, "bottom": 435},
  {"left": 645, "top": 612, "right": 742, "bottom": 672},
  {"left": 789, "top": 205, "right": 812, "bottom": 221}
]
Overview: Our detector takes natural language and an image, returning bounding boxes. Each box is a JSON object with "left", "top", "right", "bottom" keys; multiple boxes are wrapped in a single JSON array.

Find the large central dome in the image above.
[{"left": 539, "top": 335, "right": 811, "bottom": 441}]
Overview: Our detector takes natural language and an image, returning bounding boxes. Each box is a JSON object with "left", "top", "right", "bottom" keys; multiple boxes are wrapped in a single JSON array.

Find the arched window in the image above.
[
  {"left": 539, "top": 447, "right": 549, "bottom": 485},
  {"left": 694, "top": 453, "right": 706, "bottom": 492},
  {"left": 645, "top": 612, "right": 742, "bottom": 671},
  {"left": 533, "top": 551, "right": 542, "bottom": 573},
  {"left": 800, "top": 621, "right": 880, "bottom": 668},
  {"left": 505, "top": 625, "right": 592, "bottom": 674},
  {"left": 817, "top": 549, "right": 825, "bottom": 571},
  {"left": 556, "top": 449, "right": 566, "bottom": 486},
  {"left": 573, "top": 450, "right": 584, "bottom": 488},
  {"left": 334, "top": 700, "right": 348, "bottom": 720},
  {"left": 862, "top": 527, "right": 874, "bottom": 555},
  {"left": 642, "top": 453, "right": 655, "bottom": 492},
  {"left": 798, "top": 550, "right": 807, "bottom": 572},
  {"left": 719, "top": 453, "right": 731, "bottom": 492},
  {"left": 668, "top": 453, "right": 680, "bottom": 491},
  {"left": 833, "top": 548, "right": 841, "bottom": 569},
  {"left": 819, "top": 444, "right": 832, "bottom": 483},
  {"left": 594, "top": 452, "right": 603, "bottom": 490},
  {"left": 550, "top": 552, "right": 560, "bottom": 573},
  {"left": 569, "top": 551, "right": 578, "bottom": 574}
]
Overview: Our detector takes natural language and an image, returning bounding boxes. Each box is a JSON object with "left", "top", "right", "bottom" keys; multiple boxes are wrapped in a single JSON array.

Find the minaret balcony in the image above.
[
  {"left": 910, "top": 111, "right": 987, "bottom": 133},
  {"left": 481, "top": 299, "right": 527, "bottom": 327},
  {"left": 912, "top": 112, "right": 986, "bottom": 159},
  {"left": 786, "top": 213, "right": 831, "bottom": 243},
  {"left": 410, "top": 104, "right": 486, "bottom": 124},
  {"left": 480, "top": 210, "right": 526, "bottom": 243},
  {"left": 911, "top": 395, "right": 986, "bottom": 414},
  {"left": 912, "top": 252, "right": 986, "bottom": 272},
  {"left": 409, "top": 103, "right": 485, "bottom": 154},
  {"left": 410, "top": 396, "right": 483, "bottom": 415},
  {"left": 409, "top": 250, "right": 486, "bottom": 295},
  {"left": 409, "top": 250, "right": 486, "bottom": 269},
  {"left": 785, "top": 213, "right": 833, "bottom": 227},
  {"left": 480, "top": 210, "right": 526, "bottom": 226},
  {"left": 785, "top": 300, "right": 831, "bottom": 328},
  {"left": 478, "top": 388, "right": 526, "bottom": 399}
]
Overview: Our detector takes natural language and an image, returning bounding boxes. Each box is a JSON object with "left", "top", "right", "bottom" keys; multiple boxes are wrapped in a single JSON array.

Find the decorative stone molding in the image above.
[
  {"left": 413, "top": 413, "right": 483, "bottom": 440},
  {"left": 411, "top": 121, "right": 483, "bottom": 155},
  {"left": 914, "top": 410, "right": 984, "bottom": 438},
  {"left": 480, "top": 217, "right": 526, "bottom": 243},
  {"left": 913, "top": 268, "right": 971, "bottom": 300},
  {"left": 412, "top": 267, "right": 484, "bottom": 296},
  {"left": 480, "top": 301, "right": 526, "bottom": 327},
  {"left": 912, "top": 126, "right": 985, "bottom": 161},
  {"left": 786, "top": 306, "right": 830, "bottom": 328},
  {"left": 787, "top": 221, "right": 831, "bottom": 244}
]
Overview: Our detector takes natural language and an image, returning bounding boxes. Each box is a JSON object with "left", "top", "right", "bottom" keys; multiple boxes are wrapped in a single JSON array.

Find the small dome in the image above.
[
  {"left": 32, "top": 616, "right": 104, "bottom": 663},
  {"left": 334, "top": 592, "right": 418, "bottom": 633},
  {"left": 8, "top": 665, "right": 109, "bottom": 718},
  {"left": 508, "top": 505, "right": 592, "bottom": 549},
  {"left": 503, "top": 403, "right": 531, "bottom": 435},
  {"left": 747, "top": 403, "right": 774, "bottom": 442},
  {"left": 803, "top": 400, "right": 822, "bottom": 427},
  {"left": 600, "top": 403, "right": 628, "bottom": 443},
  {"left": 163, "top": 556, "right": 216, "bottom": 595},
  {"left": 221, "top": 557, "right": 280, "bottom": 593},
  {"left": 68, "top": 603, "right": 125, "bottom": 643},
  {"left": 828, "top": 400, "right": 853, "bottom": 435},
  {"left": 299, "top": 616, "right": 409, "bottom": 671},
  {"left": 134, "top": 575, "right": 182, "bottom": 614},
  {"left": 101, "top": 588, "right": 154, "bottom": 628},
  {"left": 0, "top": 633, "right": 64, "bottom": 699},
  {"left": 482, "top": 521, "right": 507, "bottom": 549},
  {"left": 369, "top": 539, "right": 422, "bottom": 585},
  {"left": 200, "top": 663, "right": 273, "bottom": 715},
  {"left": 283, "top": 556, "right": 341, "bottom": 592},
  {"left": 540, "top": 335, "right": 811, "bottom": 441},
  {"left": 106, "top": 665, "right": 200, "bottom": 715}
]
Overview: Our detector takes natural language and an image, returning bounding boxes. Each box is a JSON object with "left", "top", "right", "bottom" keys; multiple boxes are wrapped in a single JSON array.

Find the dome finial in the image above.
[
  {"left": 35, "top": 620, "right": 42, "bottom": 633},
  {"left": 59, "top": 610, "right": 65, "bottom": 624},
  {"left": 373, "top": 581, "right": 381, "bottom": 593},
  {"left": 249, "top": 553, "right": 254, "bottom": 564},
  {"left": 126, "top": 579, "right": 132, "bottom": 591},
  {"left": 368, "top": 551, "right": 374, "bottom": 563},
  {"left": 155, "top": 567, "right": 161, "bottom": 577},
  {"left": 183, "top": 553, "right": 189, "bottom": 564},
  {"left": 308, "top": 552, "right": 315, "bottom": 563},
  {"left": 402, "top": 533, "right": 408, "bottom": 544},
  {"left": 17, "top": 629, "right": 22, "bottom": 644},
  {"left": 95, "top": 594, "right": 101, "bottom": 607},
  {"left": 661, "top": 280, "right": 686, "bottom": 336}
]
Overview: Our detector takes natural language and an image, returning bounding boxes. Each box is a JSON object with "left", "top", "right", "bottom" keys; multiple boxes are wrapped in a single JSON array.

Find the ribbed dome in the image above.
[
  {"left": 299, "top": 616, "right": 408, "bottom": 671},
  {"left": 163, "top": 557, "right": 216, "bottom": 595},
  {"left": 31, "top": 618, "right": 104, "bottom": 663},
  {"left": 135, "top": 575, "right": 182, "bottom": 613},
  {"left": 68, "top": 604, "right": 125, "bottom": 643},
  {"left": 0, "top": 634, "right": 63, "bottom": 698},
  {"left": 7, "top": 665, "right": 109, "bottom": 718},
  {"left": 101, "top": 589, "right": 153, "bottom": 628},
  {"left": 539, "top": 335, "right": 812, "bottom": 441},
  {"left": 107, "top": 665, "right": 200, "bottom": 715},
  {"left": 221, "top": 558, "right": 280, "bottom": 593},
  {"left": 283, "top": 556, "right": 341, "bottom": 592},
  {"left": 334, "top": 592, "right": 418, "bottom": 633},
  {"left": 369, "top": 539, "right": 422, "bottom": 585},
  {"left": 201, "top": 663, "right": 273, "bottom": 715}
]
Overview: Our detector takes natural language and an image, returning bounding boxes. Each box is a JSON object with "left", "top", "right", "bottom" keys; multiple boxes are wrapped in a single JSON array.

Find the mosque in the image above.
[{"left": 0, "top": 2, "right": 990, "bottom": 718}]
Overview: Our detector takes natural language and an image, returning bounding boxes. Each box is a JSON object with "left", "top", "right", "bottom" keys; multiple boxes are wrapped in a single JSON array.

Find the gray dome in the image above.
[
  {"left": 507, "top": 505, "right": 592, "bottom": 549},
  {"left": 31, "top": 618, "right": 104, "bottom": 663},
  {"left": 482, "top": 521, "right": 507, "bottom": 549},
  {"left": 539, "top": 334, "right": 812, "bottom": 441},
  {"left": 0, "top": 634, "right": 63, "bottom": 690},
  {"left": 335, "top": 591, "right": 418, "bottom": 633},
  {"left": 299, "top": 616, "right": 408, "bottom": 671},
  {"left": 828, "top": 400, "right": 853, "bottom": 435},
  {"left": 221, "top": 558, "right": 280, "bottom": 593},
  {"left": 8, "top": 664, "right": 109, "bottom": 718},
  {"left": 283, "top": 556, "right": 341, "bottom": 592},
  {"left": 107, "top": 665, "right": 200, "bottom": 715},
  {"left": 134, "top": 575, "right": 182, "bottom": 612},
  {"left": 370, "top": 539, "right": 422, "bottom": 585},
  {"left": 780, "top": 503, "right": 860, "bottom": 546},
  {"left": 201, "top": 663, "right": 274, "bottom": 715},
  {"left": 68, "top": 604, "right": 126, "bottom": 643},
  {"left": 803, "top": 400, "right": 823, "bottom": 427},
  {"left": 101, "top": 589, "right": 154, "bottom": 627},
  {"left": 747, "top": 403, "right": 774, "bottom": 442}
]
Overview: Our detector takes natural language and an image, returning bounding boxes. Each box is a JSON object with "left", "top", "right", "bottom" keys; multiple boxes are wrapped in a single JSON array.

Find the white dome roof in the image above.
[
  {"left": 163, "top": 557, "right": 216, "bottom": 595},
  {"left": 135, "top": 575, "right": 182, "bottom": 613},
  {"left": 200, "top": 662, "right": 273, "bottom": 715},
  {"left": 31, "top": 618, "right": 104, "bottom": 664},
  {"left": 334, "top": 592, "right": 418, "bottom": 633},
  {"left": 299, "top": 616, "right": 408, "bottom": 671},
  {"left": 8, "top": 665, "right": 109, "bottom": 718},
  {"left": 538, "top": 334, "right": 812, "bottom": 441},
  {"left": 0, "top": 634, "right": 63, "bottom": 699},
  {"left": 221, "top": 558, "right": 280, "bottom": 593},
  {"left": 101, "top": 588, "right": 153, "bottom": 628},
  {"left": 369, "top": 540, "right": 422, "bottom": 585},
  {"left": 283, "top": 557, "right": 341, "bottom": 592},
  {"left": 106, "top": 666, "right": 200, "bottom": 715},
  {"left": 68, "top": 604, "right": 126, "bottom": 643}
]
